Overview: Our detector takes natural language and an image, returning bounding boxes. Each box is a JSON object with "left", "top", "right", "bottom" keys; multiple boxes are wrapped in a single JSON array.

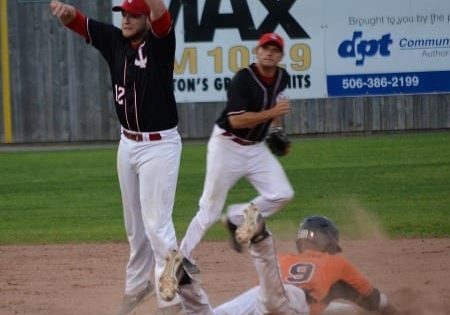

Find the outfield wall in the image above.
[{"left": 0, "top": 1, "right": 449, "bottom": 143}]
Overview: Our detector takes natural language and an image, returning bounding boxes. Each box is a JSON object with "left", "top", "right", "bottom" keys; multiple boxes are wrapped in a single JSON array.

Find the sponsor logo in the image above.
[{"left": 338, "top": 31, "right": 393, "bottom": 65}]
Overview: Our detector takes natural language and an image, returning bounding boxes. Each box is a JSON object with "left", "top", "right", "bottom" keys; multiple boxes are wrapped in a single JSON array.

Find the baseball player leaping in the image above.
[
  {"left": 180, "top": 33, "right": 294, "bottom": 273},
  {"left": 159, "top": 205, "right": 402, "bottom": 315},
  {"left": 49, "top": 1, "right": 183, "bottom": 314}
]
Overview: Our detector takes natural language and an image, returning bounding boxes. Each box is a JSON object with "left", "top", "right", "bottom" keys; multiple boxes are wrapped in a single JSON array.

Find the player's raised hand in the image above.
[{"left": 49, "top": 0, "right": 76, "bottom": 25}]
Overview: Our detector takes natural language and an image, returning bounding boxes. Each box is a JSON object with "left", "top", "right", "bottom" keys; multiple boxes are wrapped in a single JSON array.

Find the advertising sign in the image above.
[
  {"left": 324, "top": 0, "right": 450, "bottom": 96},
  {"left": 170, "top": 0, "right": 327, "bottom": 102},
  {"left": 112, "top": 0, "right": 450, "bottom": 101}
]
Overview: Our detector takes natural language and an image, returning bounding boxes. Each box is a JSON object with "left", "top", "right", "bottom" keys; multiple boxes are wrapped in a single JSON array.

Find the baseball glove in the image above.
[{"left": 265, "top": 127, "right": 291, "bottom": 156}]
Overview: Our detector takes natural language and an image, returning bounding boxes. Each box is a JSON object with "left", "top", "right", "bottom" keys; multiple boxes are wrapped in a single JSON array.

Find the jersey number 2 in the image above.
[{"left": 115, "top": 84, "right": 125, "bottom": 105}]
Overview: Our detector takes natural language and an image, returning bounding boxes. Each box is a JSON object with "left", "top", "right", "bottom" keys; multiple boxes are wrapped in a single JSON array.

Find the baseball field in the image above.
[{"left": 0, "top": 131, "right": 449, "bottom": 314}]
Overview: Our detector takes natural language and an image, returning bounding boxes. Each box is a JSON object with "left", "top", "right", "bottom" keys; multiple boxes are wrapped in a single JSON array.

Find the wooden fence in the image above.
[{"left": 1, "top": 1, "right": 449, "bottom": 143}]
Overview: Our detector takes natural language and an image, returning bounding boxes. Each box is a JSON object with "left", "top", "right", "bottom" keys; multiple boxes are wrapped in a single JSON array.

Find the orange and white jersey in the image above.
[{"left": 279, "top": 250, "right": 374, "bottom": 315}]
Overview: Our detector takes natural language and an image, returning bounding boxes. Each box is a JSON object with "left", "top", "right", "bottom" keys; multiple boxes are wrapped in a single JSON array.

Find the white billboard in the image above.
[{"left": 111, "top": 0, "right": 450, "bottom": 101}]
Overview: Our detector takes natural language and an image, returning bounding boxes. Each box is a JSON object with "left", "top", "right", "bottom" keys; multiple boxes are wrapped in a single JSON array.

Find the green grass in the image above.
[{"left": 0, "top": 131, "right": 449, "bottom": 245}]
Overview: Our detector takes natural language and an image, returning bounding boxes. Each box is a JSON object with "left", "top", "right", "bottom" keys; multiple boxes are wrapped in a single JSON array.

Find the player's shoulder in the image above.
[
  {"left": 280, "top": 250, "right": 345, "bottom": 261},
  {"left": 146, "top": 24, "right": 175, "bottom": 41},
  {"left": 229, "top": 67, "right": 252, "bottom": 88},
  {"left": 278, "top": 253, "right": 301, "bottom": 269},
  {"left": 278, "top": 251, "right": 324, "bottom": 264},
  {"left": 87, "top": 18, "right": 123, "bottom": 40},
  {"left": 278, "top": 66, "right": 290, "bottom": 83},
  {"left": 278, "top": 66, "right": 289, "bottom": 75},
  {"left": 234, "top": 66, "right": 252, "bottom": 79},
  {"left": 325, "top": 253, "right": 354, "bottom": 270},
  {"left": 278, "top": 253, "right": 298, "bottom": 261}
]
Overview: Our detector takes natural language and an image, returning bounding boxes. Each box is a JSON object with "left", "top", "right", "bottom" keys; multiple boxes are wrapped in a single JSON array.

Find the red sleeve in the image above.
[
  {"left": 151, "top": 10, "right": 172, "bottom": 37},
  {"left": 66, "top": 10, "right": 88, "bottom": 39}
]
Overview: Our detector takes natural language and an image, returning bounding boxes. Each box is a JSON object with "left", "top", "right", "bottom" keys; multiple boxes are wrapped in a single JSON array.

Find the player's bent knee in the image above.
[
  {"left": 283, "top": 188, "right": 295, "bottom": 202},
  {"left": 275, "top": 188, "right": 294, "bottom": 204}
]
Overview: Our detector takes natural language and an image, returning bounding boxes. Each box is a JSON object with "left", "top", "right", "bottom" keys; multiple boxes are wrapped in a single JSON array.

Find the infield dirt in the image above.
[{"left": 1, "top": 239, "right": 449, "bottom": 315}]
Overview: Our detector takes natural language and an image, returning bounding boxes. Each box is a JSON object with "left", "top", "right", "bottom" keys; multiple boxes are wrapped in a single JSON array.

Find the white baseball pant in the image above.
[
  {"left": 117, "top": 127, "right": 182, "bottom": 308},
  {"left": 180, "top": 125, "right": 294, "bottom": 260}
]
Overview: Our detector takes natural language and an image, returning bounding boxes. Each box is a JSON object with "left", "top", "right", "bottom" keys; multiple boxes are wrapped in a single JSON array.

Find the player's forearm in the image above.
[
  {"left": 145, "top": 0, "right": 167, "bottom": 21},
  {"left": 270, "top": 116, "right": 283, "bottom": 128},
  {"left": 228, "top": 110, "right": 277, "bottom": 129}
]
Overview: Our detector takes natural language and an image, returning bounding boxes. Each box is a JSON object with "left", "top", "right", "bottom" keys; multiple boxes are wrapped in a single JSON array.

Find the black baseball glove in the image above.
[{"left": 265, "top": 127, "right": 291, "bottom": 156}]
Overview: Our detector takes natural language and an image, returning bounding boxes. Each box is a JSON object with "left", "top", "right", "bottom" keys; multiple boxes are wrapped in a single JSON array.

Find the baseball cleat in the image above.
[
  {"left": 182, "top": 257, "right": 200, "bottom": 274},
  {"left": 235, "top": 204, "right": 263, "bottom": 246},
  {"left": 159, "top": 249, "right": 183, "bottom": 302},
  {"left": 115, "top": 281, "right": 155, "bottom": 315},
  {"left": 221, "top": 214, "right": 244, "bottom": 253}
]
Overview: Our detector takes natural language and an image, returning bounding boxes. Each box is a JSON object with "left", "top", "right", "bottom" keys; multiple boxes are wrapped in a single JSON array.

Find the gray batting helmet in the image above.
[{"left": 296, "top": 215, "right": 342, "bottom": 254}]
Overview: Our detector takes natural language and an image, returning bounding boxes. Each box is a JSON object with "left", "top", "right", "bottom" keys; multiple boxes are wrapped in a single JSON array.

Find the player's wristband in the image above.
[{"left": 66, "top": 10, "right": 88, "bottom": 39}]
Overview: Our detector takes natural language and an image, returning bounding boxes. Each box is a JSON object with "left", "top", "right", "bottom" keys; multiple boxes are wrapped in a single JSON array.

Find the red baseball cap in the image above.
[
  {"left": 112, "top": 0, "right": 151, "bottom": 16},
  {"left": 258, "top": 33, "right": 284, "bottom": 52}
]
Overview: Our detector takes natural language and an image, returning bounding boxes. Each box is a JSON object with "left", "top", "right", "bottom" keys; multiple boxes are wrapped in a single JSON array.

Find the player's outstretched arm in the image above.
[
  {"left": 145, "top": 0, "right": 168, "bottom": 21},
  {"left": 49, "top": 0, "right": 76, "bottom": 25}
]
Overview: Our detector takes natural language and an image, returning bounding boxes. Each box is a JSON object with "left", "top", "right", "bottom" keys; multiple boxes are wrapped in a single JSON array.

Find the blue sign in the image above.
[{"left": 327, "top": 71, "right": 450, "bottom": 96}]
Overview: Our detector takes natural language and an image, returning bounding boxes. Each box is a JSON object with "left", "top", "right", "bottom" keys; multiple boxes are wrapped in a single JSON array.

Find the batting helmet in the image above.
[{"left": 296, "top": 215, "right": 342, "bottom": 254}]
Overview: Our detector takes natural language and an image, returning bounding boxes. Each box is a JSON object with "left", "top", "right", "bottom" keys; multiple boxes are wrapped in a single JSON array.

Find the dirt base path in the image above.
[{"left": 1, "top": 239, "right": 449, "bottom": 315}]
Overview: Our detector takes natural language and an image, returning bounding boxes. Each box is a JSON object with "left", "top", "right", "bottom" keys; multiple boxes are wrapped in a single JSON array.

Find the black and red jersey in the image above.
[
  {"left": 68, "top": 12, "right": 177, "bottom": 132},
  {"left": 216, "top": 63, "right": 289, "bottom": 142}
]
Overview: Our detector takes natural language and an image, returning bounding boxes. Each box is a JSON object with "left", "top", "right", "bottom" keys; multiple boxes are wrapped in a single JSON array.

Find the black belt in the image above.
[
  {"left": 222, "top": 132, "right": 258, "bottom": 146},
  {"left": 123, "top": 130, "right": 162, "bottom": 142}
]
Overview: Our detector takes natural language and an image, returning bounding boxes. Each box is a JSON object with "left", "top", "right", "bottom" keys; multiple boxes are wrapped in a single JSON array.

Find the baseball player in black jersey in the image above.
[
  {"left": 49, "top": 1, "right": 183, "bottom": 314},
  {"left": 179, "top": 33, "right": 294, "bottom": 272}
]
